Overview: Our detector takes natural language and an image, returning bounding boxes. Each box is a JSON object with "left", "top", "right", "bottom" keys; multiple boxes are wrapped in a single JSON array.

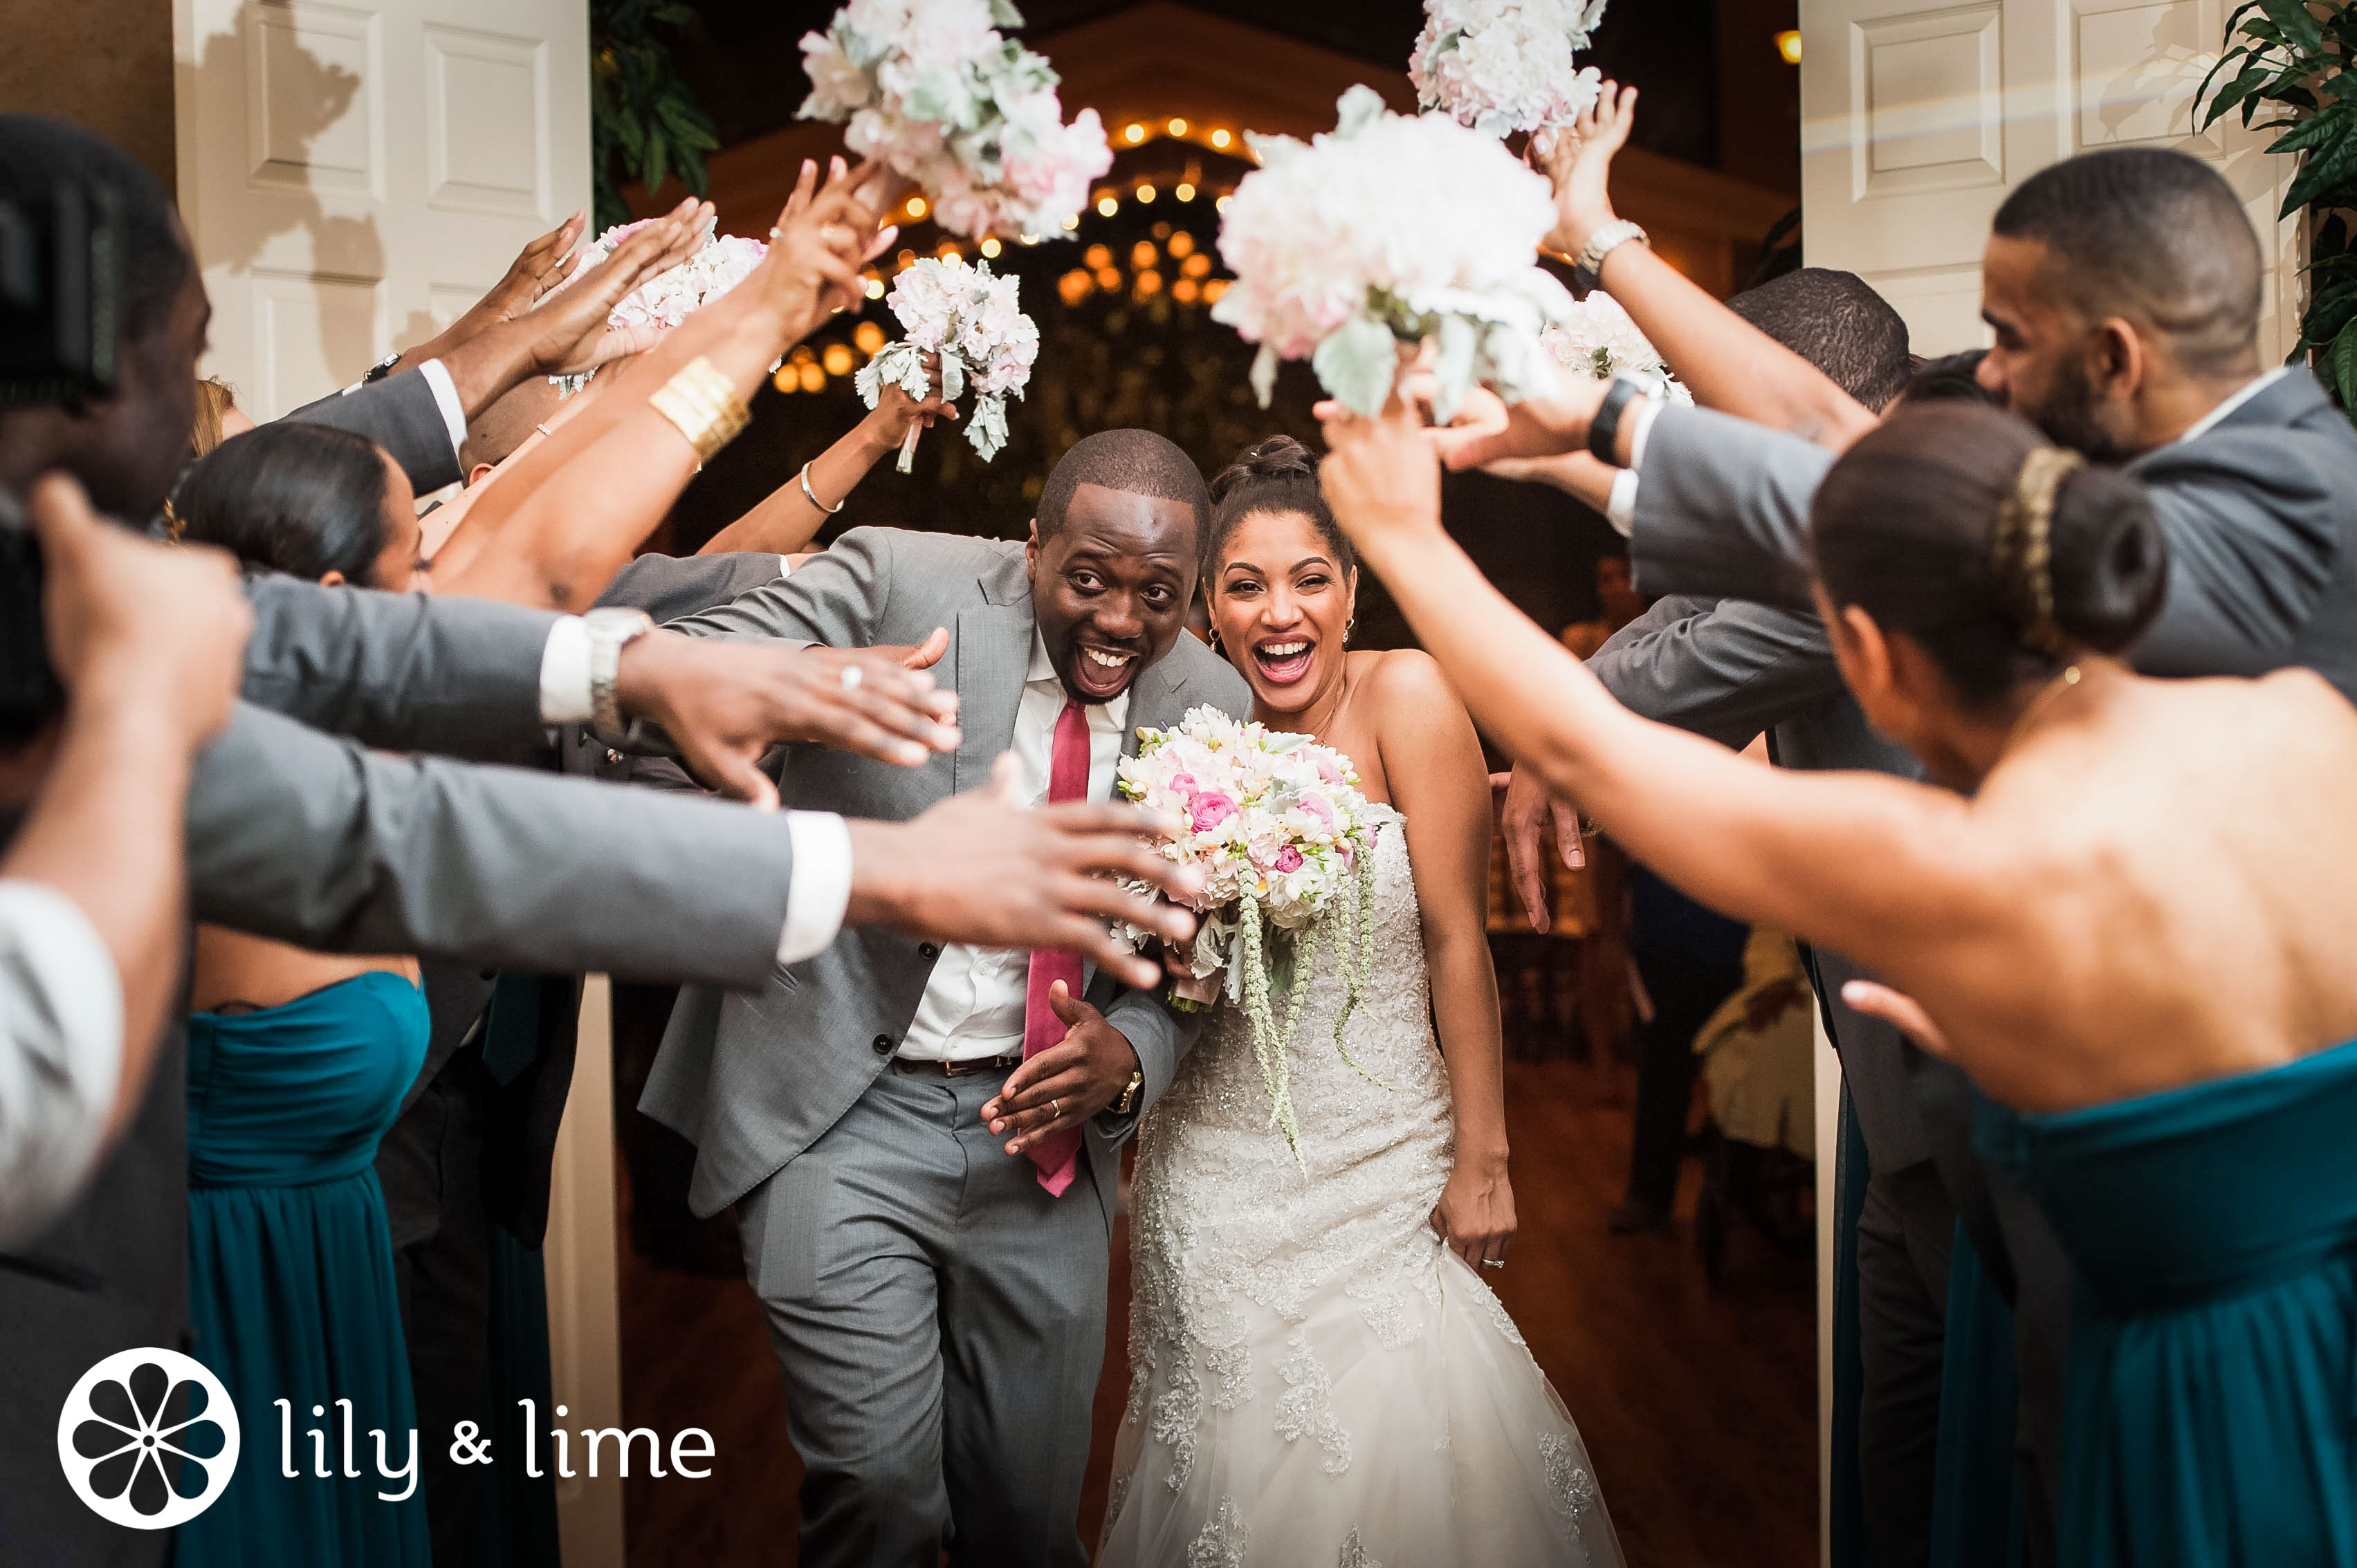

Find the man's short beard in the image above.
[{"left": 2021, "top": 351, "right": 2133, "bottom": 463}]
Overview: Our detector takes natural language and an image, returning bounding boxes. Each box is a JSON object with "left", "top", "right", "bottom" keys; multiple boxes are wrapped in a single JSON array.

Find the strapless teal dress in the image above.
[
  {"left": 178, "top": 970, "right": 431, "bottom": 1568},
  {"left": 1975, "top": 1039, "right": 2357, "bottom": 1567}
]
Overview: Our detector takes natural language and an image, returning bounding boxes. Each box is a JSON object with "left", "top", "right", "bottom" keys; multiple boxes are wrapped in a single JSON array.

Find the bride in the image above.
[{"left": 1097, "top": 437, "right": 1622, "bottom": 1567}]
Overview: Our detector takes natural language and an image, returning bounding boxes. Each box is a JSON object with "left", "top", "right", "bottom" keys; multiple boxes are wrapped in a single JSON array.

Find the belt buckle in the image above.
[{"left": 944, "top": 1055, "right": 1013, "bottom": 1078}]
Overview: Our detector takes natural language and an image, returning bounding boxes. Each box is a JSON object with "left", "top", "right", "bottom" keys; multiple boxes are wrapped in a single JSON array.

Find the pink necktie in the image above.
[{"left": 1020, "top": 699, "right": 1091, "bottom": 1195}]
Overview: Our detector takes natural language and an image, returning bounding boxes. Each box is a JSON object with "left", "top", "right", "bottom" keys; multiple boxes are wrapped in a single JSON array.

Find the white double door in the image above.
[
  {"left": 173, "top": 0, "right": 591, "bottom": 418},
  {"left": 1797, "top": 0, "right": 2300, "bottom": 357}
]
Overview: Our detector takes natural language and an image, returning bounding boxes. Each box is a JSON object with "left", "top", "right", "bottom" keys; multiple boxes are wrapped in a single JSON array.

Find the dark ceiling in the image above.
[{"left": 670, "top": 0, "right": 1721, "bottom": 169}]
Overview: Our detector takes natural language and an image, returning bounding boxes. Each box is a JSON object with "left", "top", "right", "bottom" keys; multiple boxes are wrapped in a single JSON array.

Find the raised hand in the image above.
[
  {"left": 612, "top": 631, "right": 963, "bottom": 806},
  {"left": 529, "top": 198, "right": 714, "bottom": 375},
  {"left": 1543, "top": 81, "right": 1638, "bottom": 259},
  {"left": 478, "top": 212, "right": 588, "bottom": 327},
  {"left": 1315, "top": 385, "right": 1449, "bottom": 553},
  {"left": 980, "top": 981, "right": 1141, "bottom": 1156},
  {"left": 843, "top": 753, "right": 1202, "bottom": 989},
  {"left": 868, "top": 354, "right": 960, "bottom": 448},
  {"left": 757, "top": 156, "right": 897, "bottom": 341},
  {"left": 1425, "top": 367, "right": 1613, "bottom": 472},
  {"left": 29, "top": 472, "right": 250, "bottom": 748}
]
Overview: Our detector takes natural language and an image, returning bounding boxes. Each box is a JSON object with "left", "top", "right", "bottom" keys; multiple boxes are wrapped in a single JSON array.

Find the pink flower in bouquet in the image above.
[
  {"left": 1190, "top": 793, "right": 1238, "bottom": 833},
  {"left": 1298, "top": 793, "right": 1336, "bottom": 831},
  {"left": 1272, "top": 845, "right": 1305, "bottom": 874}
]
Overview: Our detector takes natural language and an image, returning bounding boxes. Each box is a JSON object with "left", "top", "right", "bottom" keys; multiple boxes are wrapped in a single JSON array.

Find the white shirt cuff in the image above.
[
  {"left": 1624, "top": 396, "right": 1662, "bottom": 473},
  {"left": 778, "top": 554, "right": 794, "bottom": 578},
  {"left": 1604, "top": 468, "right": 1640, "bottom": 537},
  {"left": 0, "top": 881, "right": 124, "bottom": 1246},
  {"left": 538, "top": 615, "right": 594, "bottom": 724},
  {"left": 778, "top": 811, "right": 853, "bottom": 965},
  {"left": 417, "top": 359, "right": 470, "bottom": 456}
]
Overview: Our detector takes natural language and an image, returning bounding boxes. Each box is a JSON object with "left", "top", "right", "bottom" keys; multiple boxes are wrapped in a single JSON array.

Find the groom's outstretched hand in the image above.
[
  {"left": 841, "top": 753, "right": 1202, "bottom": 989},
  {"left": 982, "top": 982, "right": 1141, "bottom": 1156}
]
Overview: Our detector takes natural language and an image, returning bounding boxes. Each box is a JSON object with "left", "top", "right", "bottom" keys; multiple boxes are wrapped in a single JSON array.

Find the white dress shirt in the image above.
[
  {"left": 2173, "top": 367, "right": 2290, "bottom": 447},
  {"left": 0, "top": 881, "right": 124, "bottom": 1246},
  {"left": 897, "top": 630, "right": 1130, "bottom": 1062}
]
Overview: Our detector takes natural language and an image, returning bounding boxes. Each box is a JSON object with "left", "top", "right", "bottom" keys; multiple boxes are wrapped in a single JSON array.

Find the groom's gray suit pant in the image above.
[{"left": 738, "top": 1063, "right": 1106, "bottom": 1568}]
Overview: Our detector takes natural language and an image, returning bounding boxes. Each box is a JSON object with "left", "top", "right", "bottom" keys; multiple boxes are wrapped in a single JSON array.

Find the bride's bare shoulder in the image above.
[{"left": 1352, "top": 647, "right": 1458, "bottom": 710}]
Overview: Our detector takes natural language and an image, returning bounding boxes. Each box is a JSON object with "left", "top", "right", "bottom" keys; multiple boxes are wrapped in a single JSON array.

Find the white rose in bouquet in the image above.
[
  {"left": 855, "top": 255, "right": 1038, "bottom": 469},
  {"left": 1411, "top": 0, "right": 1610, "bottom": 149},
  {"left": 545, "top": 219, "right": 767, "bottom": 396},
  {"left": 1541, "top": 289, "right": 1694, "bottom": 403},
  {"left": 798, "top": 0, "right": 1112, "bottom": 239},
  {"left": 1213, "top": 86, "right": 1576, "bottom": 421}
]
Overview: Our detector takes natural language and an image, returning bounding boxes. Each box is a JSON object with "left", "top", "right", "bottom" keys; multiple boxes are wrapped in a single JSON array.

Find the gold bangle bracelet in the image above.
[{"left": 648, "top": 356, "right": 750, "bottom": 463}]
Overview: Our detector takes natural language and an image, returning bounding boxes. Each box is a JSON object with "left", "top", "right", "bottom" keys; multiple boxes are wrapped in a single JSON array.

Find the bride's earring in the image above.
[{"left": 1344, "top": 616, "right": 1356, "bottom": 645}]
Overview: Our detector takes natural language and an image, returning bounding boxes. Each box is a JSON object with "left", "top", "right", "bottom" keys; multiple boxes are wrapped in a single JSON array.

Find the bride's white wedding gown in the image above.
[{"left": 1099, "top": 807, "right": 1624, "bottom": 1568}]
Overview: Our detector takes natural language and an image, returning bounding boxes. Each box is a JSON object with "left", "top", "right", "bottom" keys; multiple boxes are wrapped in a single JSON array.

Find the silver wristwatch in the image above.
[
  {"left": 1575, "top": 218, "right": 1649, "bottom": 277},
  {"left": 585, "top": 607, "right": 654, "bottom": 744}
]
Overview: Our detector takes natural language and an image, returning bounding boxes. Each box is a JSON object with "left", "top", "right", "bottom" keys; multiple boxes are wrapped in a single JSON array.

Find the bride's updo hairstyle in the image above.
[
  {"left": 1205, "top": 436, "right": 1357, "bottom": 580},
  {"left": 1811, "top": 401, "right": 2167, "bottom": 710}
]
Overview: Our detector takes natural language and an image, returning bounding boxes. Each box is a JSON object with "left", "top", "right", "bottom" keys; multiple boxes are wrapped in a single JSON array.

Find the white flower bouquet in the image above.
[
  {"left": 1411, "top": 0, "right": 1611, "bottom": 152},
  {"left": 855, "top": 255, "right": 1038, "bottom": 470},
  {"left": 1541, "top": 289, "right": 1694, "bottom": 403},
  {"left": 1116, "top": 707, "right": 1386, "bottom": 1162},
  {"left": 798, "top": 0, "right": 1112, "bottom": 239},
  {"left": 547, "top": 219, "right": 767, "bottom": 395},
  {"left": 1212, "top": 85, "right": 1577, "bottom": 421}
]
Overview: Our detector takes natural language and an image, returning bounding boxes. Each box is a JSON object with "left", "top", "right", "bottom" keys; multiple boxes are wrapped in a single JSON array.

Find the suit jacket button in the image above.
[
  {"left": 919, "top": 943, "right": 939, "bottom": 961},
  {"left": 872, "top": 1035, "right": 894, "bottom": 1055}
]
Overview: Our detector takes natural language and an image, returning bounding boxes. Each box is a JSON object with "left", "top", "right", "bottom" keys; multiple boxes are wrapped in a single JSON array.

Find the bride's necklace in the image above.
[{"left": 1999, "top": 663, "right": 2083, "bottom": 757}]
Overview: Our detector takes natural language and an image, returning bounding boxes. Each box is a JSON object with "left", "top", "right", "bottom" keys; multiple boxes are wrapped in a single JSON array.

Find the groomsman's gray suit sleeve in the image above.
[
  {"left": 276, "top": 367, "right": 464, "bottom": 494},
  {"left": 598, "top": 551, "right": 788, "bottom": 623},
  {"left": 1586, "top": 594, "right": 1848, "bottom": 751},
  {"left": 659, "top": 527, "right": 896, "bottom": 647},
  {"left": 187, "top": 703, "right": 794, "bottom": 988},
  {"left": 241, "top": 575, "right": 558, "bottom": 762},
  {"left": 1627, "top": 407, "right": 1831, "bottom": 613}
]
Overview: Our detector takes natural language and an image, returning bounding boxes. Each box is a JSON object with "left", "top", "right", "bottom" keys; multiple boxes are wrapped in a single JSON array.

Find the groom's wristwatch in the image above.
[{"left": 1113, "top": 1069, "right": 1144, "bottom": 1117}]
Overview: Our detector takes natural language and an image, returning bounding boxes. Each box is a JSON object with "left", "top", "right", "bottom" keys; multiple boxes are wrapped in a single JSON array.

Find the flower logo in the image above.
[{"left": 56, "top": 1348, "right": 239, "bottom": 1529}]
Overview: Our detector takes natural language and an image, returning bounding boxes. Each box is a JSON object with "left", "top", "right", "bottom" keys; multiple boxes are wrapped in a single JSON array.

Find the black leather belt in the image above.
[{"left": 891, "top": 1053, "right": 1022, "bottom": 1078}]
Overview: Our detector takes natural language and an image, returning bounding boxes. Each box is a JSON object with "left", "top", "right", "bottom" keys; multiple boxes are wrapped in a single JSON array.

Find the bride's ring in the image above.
[
  {"left": 1481, "top": 1258, "right": 1505, "bottom": 1269},
  {"left": 839, "top": 664, "right": 863, "bottom": 692}
]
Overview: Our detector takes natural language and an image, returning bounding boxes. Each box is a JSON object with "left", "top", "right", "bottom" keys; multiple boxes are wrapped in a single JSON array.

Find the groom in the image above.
[{"left": 643, "top": 429, "right": 1251, "bottom": 1567}]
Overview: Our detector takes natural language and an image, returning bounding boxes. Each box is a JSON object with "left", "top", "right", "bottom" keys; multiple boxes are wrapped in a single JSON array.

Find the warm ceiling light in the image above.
[
  {"left": 854, "top": 320, "right": 886, "bottom": 353},
  {"left": 979, "top": 236, "right": 1002, "bottom": 257},
  {"left": 822, "top": 343, "right": 855, "bottom": 376},
  {"left": 798, "top": 362, "right": 826, "bottom": 393},
  {"left": 1061, "top": 213, "right": 1079, "bottom": 230},
  {"left": 1181, "top": 251, "right": 1211, "bottom": 278},
  {"left": 1130, "top": 240, "right": 1159, "bottom": 269},
  {"left": 1095, "top": 266, "right": 1121, "bottom": 290},
  {"left": 1134, "top": 268, "right": 1164, "bottom": 297},
  {"left": 1084, "top": 243, "right": 1112, "bottom": 269},
  {"left": 1210, "top": 128, "right": 1231, "bottom": 149},
  {"left": 863, "top": 275, "right": 885, "bottom": 299},
  {"left": 773, "top": 365, "right": 798, "bottom": 394},
  {"left": 1216, "top": 194, "right": 1231, "bottom": 212},
  {"left": 1172, "top": 277, "right": 1200, "bottom": 304},
  {"left": 1058, "top": 269, "right": 1093, "bottom": 306},
  {"left": 1097, "top": 194, "right": 1119, "bottom": 216},
  {"left": 906, "top": 196, "right": 928, "bottom": 219},
  {"left": 1167, "top": 117, "right": 1188, "bottom": 137},
  {"left": 1174, "top": 182, "right": 1196, "bottom": 202},
  {"left": 1136, "top": 183, "right": 1157, "bottom": 203},
  {"left": 1124, "top": 122, "right": 1146, "bottom": 143},
  {"left": 1202, "top": 277, "right": 1229, "bottom": 303},
  {"left": 1167, "top": 231, "right": 1195, "bottom": 257},
  {"left": 1776, "top": 28, "right": 1802, "bottom": 63}
]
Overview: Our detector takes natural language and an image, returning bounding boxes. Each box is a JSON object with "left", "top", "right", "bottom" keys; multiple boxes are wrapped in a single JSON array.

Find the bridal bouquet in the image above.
[
  {"left": 855, "top": 255, "right": 1038, "bottom": 468},
  {"left": 548, "top": 219, "right": 766, "bottom": 395},
  {"left": 798, "top": 0, "right": 1112, "bottom": 239},
  {"left": 1116, "top": 707, "right": 1384, "bottom": 1163},
  {"left": 1541, "top": 289, "right": 1694, "bottom": 404},
  {"left": 1213, "top": 86, "right": 1577, "bottom": 421},
  {"left": 1411, "top": 0, "right": 1610, "bottom": 151}
]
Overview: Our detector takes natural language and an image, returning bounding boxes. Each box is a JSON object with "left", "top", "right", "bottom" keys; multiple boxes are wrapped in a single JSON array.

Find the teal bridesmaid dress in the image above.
[
  {"left": 1975, "top": 1039, "right": 2357, "bottom": 1567},
  {"left": 178, "top": 970, "right": 432, "bottom": 1568}
]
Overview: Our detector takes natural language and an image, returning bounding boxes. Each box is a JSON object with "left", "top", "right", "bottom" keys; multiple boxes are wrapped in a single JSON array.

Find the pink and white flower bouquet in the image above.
[
  {"left": 1411, "top": 0, "right": 1611, "bottom": 152},
  {"left": 1213, "top": 86, "right": 1577, "bottom": 422},
  {"left": 855, "top": 254, "right": 1038, "bottom": 469},
  {"left": 798, "top": 0, "right": 1112, "bottom": 239},
  {"left": 1541, "top": 289, "right": 1694, "bottom": 403},
  {"left": 548, "top": 218, "right": 766, "bottom": 395},
  {"left": 1116, "top": 707, "right": 1386, "bottom": 1160}
]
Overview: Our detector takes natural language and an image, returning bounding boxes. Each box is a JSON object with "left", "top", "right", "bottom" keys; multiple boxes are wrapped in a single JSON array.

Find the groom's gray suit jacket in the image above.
[{"left": 643, "top": 526, "right": 1254, "bottom": 1227}]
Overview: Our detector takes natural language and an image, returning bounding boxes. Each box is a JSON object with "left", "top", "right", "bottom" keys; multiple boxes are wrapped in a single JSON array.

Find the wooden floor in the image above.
[{"left": 616, "top": 1057, "right": 1817, "bottom": 1567}]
